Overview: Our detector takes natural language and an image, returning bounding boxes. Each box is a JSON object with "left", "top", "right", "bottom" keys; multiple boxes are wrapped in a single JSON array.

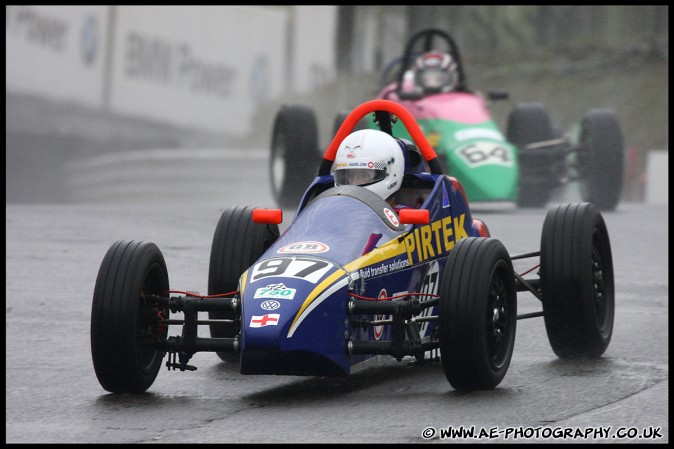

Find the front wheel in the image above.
[
  {"left": 208, "top": 206, "right": 280, "bottom": 361},
  {"left": 91, "top": 240, "right": 170, "bottom": 394},
  {"left": 438, "top": 237, "right": 517, "bottom": 390},
  {"left": 541, "top": 202, "right": 615, "bottom": 358}
]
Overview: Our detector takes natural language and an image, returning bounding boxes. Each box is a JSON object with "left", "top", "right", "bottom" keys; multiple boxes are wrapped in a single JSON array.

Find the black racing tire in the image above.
[
  {"left": 208, "top": 206, "right": 280, "bottom": 361},
  {"left": 91, "top": 240, "right": 170, "bottom": 394},
  {"left": 541, "top": 202, "right": 615, "bottom": 358},
  {"left": 577, "top": 109, "right": 625, "bottom": 211},
  {"left": 439, "top": 237, "right": 517, "bottom": 390},
  {"left": 270, "top": 104, "right": 321, "bottom": 210},
  {"left": 507, "top": 102, "right": 558, "bottom": 208}
]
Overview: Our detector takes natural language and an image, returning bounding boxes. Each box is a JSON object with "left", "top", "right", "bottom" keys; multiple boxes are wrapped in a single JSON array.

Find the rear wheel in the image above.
[
  {"left": 438, "top": 237, "right": 517, "bottom": 390},
  {"left": 270, "top": 104, "right": 321, "bottom": 210},
  {"left": 91, "top": 240, "right": 170, "bottom": 393},
  {"left": 577, "top": 109, "right": 624, "bottom": 211},
  {"left": 208, "top": 206, "right": 280, "bottom": 361},
  {"left": 507, "top": 102, "right": 562, "bottom": 208},
  {"left": 541, "top": 202, "right": 615, "bottom": 358}
]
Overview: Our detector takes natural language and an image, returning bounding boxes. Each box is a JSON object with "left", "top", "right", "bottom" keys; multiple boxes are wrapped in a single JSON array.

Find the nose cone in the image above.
[
  {"left": 446, "top": 146, "right": 518, "bottom": 202},
  {"left": 239, "top": 274, "right": 352, "bottom": 376}
]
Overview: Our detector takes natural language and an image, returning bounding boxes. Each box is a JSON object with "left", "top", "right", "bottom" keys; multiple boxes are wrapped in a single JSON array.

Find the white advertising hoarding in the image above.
[
  {"left": 5, "top": 5, "right": 108, "bottom": 107},
  {"left": 291, "top": 6, "right": 337, "bottom": 94},
  {"left": 109, "top": 5, "right": 288, "bottom": 135}
]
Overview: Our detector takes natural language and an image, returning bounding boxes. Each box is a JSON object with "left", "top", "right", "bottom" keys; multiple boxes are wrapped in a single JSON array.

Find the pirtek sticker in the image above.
[{"left": 403, "top": 213, "right": 468, "bottom": 265}]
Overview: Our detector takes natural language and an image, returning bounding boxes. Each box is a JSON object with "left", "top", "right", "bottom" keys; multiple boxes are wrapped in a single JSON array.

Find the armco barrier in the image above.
[{"left": 63, "top": 147, "right": 269, "bottom": 205}]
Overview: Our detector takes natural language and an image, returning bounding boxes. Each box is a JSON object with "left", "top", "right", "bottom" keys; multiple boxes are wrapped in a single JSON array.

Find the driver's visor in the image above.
[
  {"left": 334, "top": 168, "right": 386, "bottom": 187},
  {"left": 420, "top": 69, "right": 453, "bottom": 90}
]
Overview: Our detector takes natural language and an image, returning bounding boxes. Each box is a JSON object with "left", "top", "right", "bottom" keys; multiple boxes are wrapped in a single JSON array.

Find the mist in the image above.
[{"left": 6, "top": 5, "right": 668, "bottom": 205}]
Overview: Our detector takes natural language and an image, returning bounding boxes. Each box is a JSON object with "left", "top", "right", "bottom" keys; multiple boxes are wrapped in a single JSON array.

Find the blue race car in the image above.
[{"left": 91, "top": 99, "right": 615, "bottom": 393}]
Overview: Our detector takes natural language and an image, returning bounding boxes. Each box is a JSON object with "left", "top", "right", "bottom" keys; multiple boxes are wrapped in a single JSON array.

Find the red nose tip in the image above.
[
  {"left": 252, "top": 208, "right": 283, "bottom": 225},
  {"left": 398, "top": 208, "right": 430, "bottom": 225}
]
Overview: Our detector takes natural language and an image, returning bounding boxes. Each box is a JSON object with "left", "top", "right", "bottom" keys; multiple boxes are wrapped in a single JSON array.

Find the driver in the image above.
[
  {"left": 412, "top": 50, "right": 459, "bottom": 95},
  {"left": 333, "top": 129, "right": 411, "bottom": 210}
]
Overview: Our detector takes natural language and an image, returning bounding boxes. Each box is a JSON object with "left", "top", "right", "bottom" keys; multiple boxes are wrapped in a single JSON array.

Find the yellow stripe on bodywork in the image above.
[
  {"left": 288, "top": 267, "right": 346, "bottom": 334},
  {"left": 288, "top": 235, "right": 408, "bottom": 337},
  {"left": 343, "top": 235, "right": 407, "bottom": 272},
  {"left": 239, "top": 270, "right": 249, "bottom": 297}
]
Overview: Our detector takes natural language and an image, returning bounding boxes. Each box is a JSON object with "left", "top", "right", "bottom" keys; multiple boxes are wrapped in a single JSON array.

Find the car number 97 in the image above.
[{"left": 250, "top": 257, "right": 334, "bottom": 284}]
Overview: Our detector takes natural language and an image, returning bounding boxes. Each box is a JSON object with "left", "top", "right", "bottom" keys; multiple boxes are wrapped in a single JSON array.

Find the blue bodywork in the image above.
[{"left": 239, "top": 173, "right": 482, "bottom": 376}]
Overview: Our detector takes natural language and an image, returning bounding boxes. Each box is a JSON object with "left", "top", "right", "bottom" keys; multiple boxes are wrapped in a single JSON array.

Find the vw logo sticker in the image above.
[{"left": 260, "top": 300, "right": 281, "bottom": 311}]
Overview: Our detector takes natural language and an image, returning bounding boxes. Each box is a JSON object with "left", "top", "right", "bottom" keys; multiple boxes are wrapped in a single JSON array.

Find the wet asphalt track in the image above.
[{"left": 5, "top": 148, "right": 669, "bottom": 443}]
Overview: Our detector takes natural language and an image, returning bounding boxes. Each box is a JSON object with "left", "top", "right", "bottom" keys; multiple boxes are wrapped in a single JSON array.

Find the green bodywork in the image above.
[{"left": 368, "top": 116, "right": 519, "bottom": 203}]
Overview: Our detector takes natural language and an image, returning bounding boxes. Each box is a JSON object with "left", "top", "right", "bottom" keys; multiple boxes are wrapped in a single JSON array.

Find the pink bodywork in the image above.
[{"left": 378, "top": 83, "right": 491, "bottom": 124}]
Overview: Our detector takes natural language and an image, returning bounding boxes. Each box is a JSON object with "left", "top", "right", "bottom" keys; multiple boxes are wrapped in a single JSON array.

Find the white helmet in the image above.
[
  {"left": 333, "top": 129, "right": 405, "bottom": 200},
  {"left": 414, "top": 51, "right": 458, "bottom": 94}
]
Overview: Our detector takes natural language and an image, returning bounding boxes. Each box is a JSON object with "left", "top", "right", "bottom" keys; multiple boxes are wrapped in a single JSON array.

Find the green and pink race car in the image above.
[{"left": 270, "top": 28, "right": 624, "bottom": 211}]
